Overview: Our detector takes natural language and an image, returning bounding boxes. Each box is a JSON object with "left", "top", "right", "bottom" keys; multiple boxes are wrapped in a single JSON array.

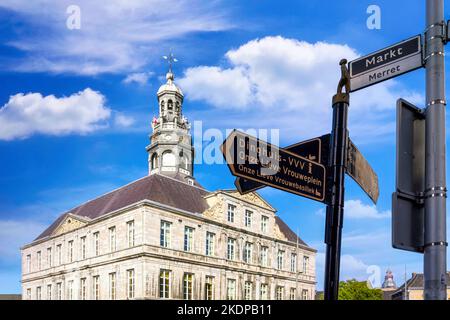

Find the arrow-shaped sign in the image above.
[
  {"left": 235, "top": 134, "right": 330, "bottom": 195},
  {"left": 221, "top": 130, "right": 328, "bottom": 203}
]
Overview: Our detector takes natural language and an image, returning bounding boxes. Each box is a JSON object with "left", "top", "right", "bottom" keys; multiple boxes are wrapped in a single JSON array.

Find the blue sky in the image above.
[{"left": 0, "top": 0, "right": 449, "bottom": 293}]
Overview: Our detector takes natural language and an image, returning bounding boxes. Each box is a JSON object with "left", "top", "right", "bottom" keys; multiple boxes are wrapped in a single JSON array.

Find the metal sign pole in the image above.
[
  {"left": 424, "top": 0, "right": 447, "bottom": 300},
  {"left": 324, "top": 60, "right": 350, "bottom": 300}
]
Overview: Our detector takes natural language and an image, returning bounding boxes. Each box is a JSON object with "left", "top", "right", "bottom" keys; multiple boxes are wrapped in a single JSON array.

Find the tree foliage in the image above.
[{"left": 338, "top": 279, "right": 383, "bottom": 300}]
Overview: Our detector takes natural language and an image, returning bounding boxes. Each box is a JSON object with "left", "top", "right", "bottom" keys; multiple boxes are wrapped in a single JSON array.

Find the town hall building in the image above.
[{"left": 20, "top": 66, "right": 317, "bottom": 300}]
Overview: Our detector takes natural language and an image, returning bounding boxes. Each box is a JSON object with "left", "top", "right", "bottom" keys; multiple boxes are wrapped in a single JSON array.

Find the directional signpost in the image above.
[
  {"left": 234, "top": 135, "right": 330, "bottom": 195},
  {"left": 221, "top": 130, "right": 328, "bottom": 203},
  {"left": 221, "top": 59, "right": 379, "bottom": 300},
  {"left": 349, "top": 35, "right": 423, "bottom": 92}
]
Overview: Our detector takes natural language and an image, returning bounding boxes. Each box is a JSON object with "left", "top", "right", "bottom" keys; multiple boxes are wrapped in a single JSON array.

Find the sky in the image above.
[{"left": 0, "top": 0, "right": 449, "bottom": 293}]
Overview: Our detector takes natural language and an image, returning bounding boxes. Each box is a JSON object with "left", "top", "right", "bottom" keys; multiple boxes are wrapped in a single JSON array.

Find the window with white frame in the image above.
[
  {"left": 67, "top": 280, "right": 74, "bottom": 300},
  {"left": 302, "top": 289, "right": 309, "bottom": 300},
  {"left": 276, "top": 286, "right": 284, "bottom": 300},
  {"left": 127, "top": 269, "right": 135, "bottom": 299},
  {"left": 290, "top": 253, "right": 297, "bottom": 273},
  {"left": 160, "top": 220, "right": 171, "bottom": 248},
  {"left": 26, "top": 254, "right": 31, "bottom": 273},
  {"left": 93, "top": 276, "right": 100, "bottom": 300},
  {"left": 109, "top": 272, "right": 116, "bottom": 300},
  {"left": 226, "top": 279, "right": 236, "bottom": 300},
  {"left": 290, "top": 288, "right": 296, "bottom": 300},
  {"left": 184, "top": 226, "right": 194, "bottom": 252},
  {"left": 243, "top": 242, "right": 253, "bottom": 264},
  {"left": 227, "top": 204, "right": 235, "bottom": 223},
  {"left": 56, "top": 244, "right": 62, "bottom": 265},
  {"left": 26, "top": 288, "right": 31, "bottom": 300},
  {"left": 47, "top": 247, "right": 52, "bottom": 267},
  {"left": 127, "top": 220, "right": 135, "bottom": 247},
  {"left": 260, "top": 283, "right": 268, "bottom": 300},
  {"left": 109, "top": 226, "right": 116, "bottom": 252},
  {"left": 244, "top": 281, "right": 252, "bottom": 300},
  {"left": 47, "top": 284, "right": 52, "bottom": 300},
  {"left": 303, "top": 256, "right": 309, "bottom": 274},
  {"left": 205, "top": 232, "right": 215, "bottom": 256},
  {"left": 67, "top": 240, "right": 74, "bottom": 262},
  {"left": 277, "top": 250, "right": 284, "bottom": 270},
  {"left": 159, "top": 269, "right": 170, "bottom": 299},
  {"left": 80, "top": 278, "right": 86, "bottom": 300},
  {"left": 36, "top": 251, "right": 41, "bottom": 270},
  {"left": 80, "top": 236, "right": 86, "bottom": 260},
  {"left": 260, "top": 246, "right": 268, "bottom": 267},
  {"left": 36, "top": 286, "right": 41, "bottom": 300},
  {"left": 227, "top": 238, "right": 236, "bottom": 260},
  {"left": 93, "top": 232, "right": 100, "bottom": 256},
  {"left": 37, "top": 251, "right": 41, "bottom": 270},
  {"left": 245, "top": 210, "right": 253, "bottom": 227},
  {"left": 261, "top": 215, "right": 269, "bottom": 233},
  {"left": 56, "top": 282, "right": 62, "bottom": 300},
  {"left": 205, "top": 276, "right": 214, "bottom": 300},
  {"left": 183, "top": 273, "right": 193, "bottom": 300}
]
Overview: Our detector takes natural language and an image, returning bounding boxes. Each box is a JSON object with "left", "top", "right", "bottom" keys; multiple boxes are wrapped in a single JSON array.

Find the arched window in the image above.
[
  {"left": 175, "top": 102, "right": 180, "bottom": 113},
  {"left": 160, "top": 101, "right": 165, "bottom": 114},
  {"left": 180, "top": 156, "right": 189, "bottom": 170},
  {"left": 168, "top": 100, "right": 173, "bottom": 112},
  {"left": 162, "top": 151, "right": 176, "bottom": 167},
  {"left": 151, "top": 154, "right": 159, "bottom": 170}
]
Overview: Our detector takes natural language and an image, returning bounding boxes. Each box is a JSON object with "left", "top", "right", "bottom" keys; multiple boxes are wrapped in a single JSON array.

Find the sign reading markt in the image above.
[
  {"left": 349, "top": 35, "right": 422, "bottom": 92},
  {"left": 221, "top": 130, "right": 327, "bottom": 203}
]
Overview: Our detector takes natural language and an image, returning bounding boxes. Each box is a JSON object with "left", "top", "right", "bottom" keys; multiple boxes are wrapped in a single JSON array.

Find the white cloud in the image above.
[
  {"left": 178, "top": 36, "right": 422, "bottom": 141},
  {"left": 316, "top": 252, "right": 369, "bottom": 283},
  {"left": 1, "top": 0, "right": 232, "bottom": 75},
  {"left": 123, "top": 72, "right": 154, "bottom": 86},
  {"left": 345, "top": 200, "right": 390, "bottom": 219},
  {"left": 0, "top": 88, "right": 111, "bottom": 140},
  {"left": 316, "top": 199, "right": 390, "bottom": 219},
  {"left": 114, "top": 113, "right": 135, "bottom": 127}
]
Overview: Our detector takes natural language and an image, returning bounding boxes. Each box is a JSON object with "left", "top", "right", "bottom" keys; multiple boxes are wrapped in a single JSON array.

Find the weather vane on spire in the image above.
[{"left": 162, "top": 52, "right": 178, "bottom": 73}]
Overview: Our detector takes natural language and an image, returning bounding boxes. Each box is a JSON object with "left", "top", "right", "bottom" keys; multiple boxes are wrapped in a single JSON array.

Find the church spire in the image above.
[{"left": 146, "top": 54, "right": 194, "bottom": 180}]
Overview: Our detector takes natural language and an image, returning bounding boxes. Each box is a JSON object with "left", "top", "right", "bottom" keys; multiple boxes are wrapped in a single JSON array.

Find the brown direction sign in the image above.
[
  {"left": 221, "top": 130, "right": 327, "bottom": 203},
  {"left": 235, "top": 134, "right": 330, "bottom": 195},
  {"left": 346, "top": 139, "right": 379, "bottom": 204}
]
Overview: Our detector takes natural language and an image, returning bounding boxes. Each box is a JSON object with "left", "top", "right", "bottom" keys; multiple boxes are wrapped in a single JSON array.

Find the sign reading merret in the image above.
[
  {"left": 349, "top": 35, "right": 423, "bottom": 92},
  {"left": 221, "top": 130, "right": 327, "bottom": 203}
]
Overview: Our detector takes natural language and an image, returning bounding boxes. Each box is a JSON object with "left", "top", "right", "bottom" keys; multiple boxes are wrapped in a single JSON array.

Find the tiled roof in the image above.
[
  {"left": 35, "top": 174, "right": 209, "bottom": 240},
  {"left": 34, "top": 174, "right": 310, "bottom": 248},
  {"left": 275, "top": 216, "right": 307, "bottom": 246}
]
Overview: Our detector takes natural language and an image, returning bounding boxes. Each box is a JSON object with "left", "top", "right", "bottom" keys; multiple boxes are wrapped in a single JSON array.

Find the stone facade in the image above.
[{"left": 21, "top": 190, "right": 316, "bottom": 300}]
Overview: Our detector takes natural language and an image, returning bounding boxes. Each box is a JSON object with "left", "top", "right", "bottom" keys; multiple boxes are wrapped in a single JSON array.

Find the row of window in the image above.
[
  {"left": 226, "top": 204, "right": 269, "bottom": 232},
  {"left": 160, "top": 270, "right": 310, "bottom": 300},
  {"left": 25, "top": 269, "right": 310, "bottom": 300},
  {"left": 25, "top": 269, "right": 135, "bottom": 300},
  {"left": 160, "top": 220, "right": 310, "bottom": 273},
  {"left": 25, "top": 220, "right": 135, "bottom": 273}
]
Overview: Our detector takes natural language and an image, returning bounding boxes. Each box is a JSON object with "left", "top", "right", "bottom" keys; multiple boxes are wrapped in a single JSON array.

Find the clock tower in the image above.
[{"left": 146, "top": 63, "right": 194, "bottom": 179}]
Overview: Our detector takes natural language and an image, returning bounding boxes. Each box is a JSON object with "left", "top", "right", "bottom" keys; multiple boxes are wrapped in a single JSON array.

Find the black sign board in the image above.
[
  {"left": 349, "top": 35, "right": 422, "bottom": 92},
  {"left": 221, "top": 130, "right": 327, "bottom": 203},
  {"left": 392, "top": 99, "right": 425, "bottom": 253},
  {"left": 235, "top": 134, "right": 330, "bottom": 195}
]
